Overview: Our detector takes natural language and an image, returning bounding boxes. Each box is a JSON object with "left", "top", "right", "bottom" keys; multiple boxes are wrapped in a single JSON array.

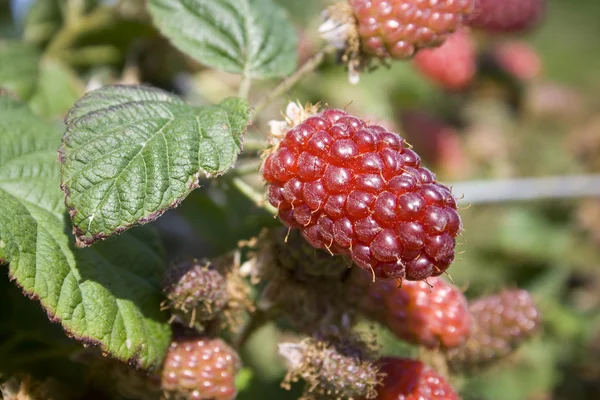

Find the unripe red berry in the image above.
[
  {"left": 373, "top": 357, "right": 459, "bottom": 400},
  {"left": 446, "top": 289, "right": 541, "bottom": 372},
  {"left": 350, "top": 0, "right": 475, "bottom": 59},
  {"left": 161, "top": 337, "right": 240, "bottom": 400},
  {"left": 358, "top": 276, "right": 472, "bottom": 349},
  {"left": 262, "top": 104, "right": 462, "bottom": 282}
]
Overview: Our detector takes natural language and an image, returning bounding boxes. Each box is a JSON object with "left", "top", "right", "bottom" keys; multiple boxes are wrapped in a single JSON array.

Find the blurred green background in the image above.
[{"left": 1, "top": 0, "right": 600, "bottom": 399}]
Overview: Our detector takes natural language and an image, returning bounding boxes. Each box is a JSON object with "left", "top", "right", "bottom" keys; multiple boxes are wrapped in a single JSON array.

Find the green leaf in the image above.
[
  {"left": 0, "top": 40, "right": 41, "bottom": 99},
  {"left": 148, "top": 0, "right": 298, "bottom": 79},
  {"left": 0, "top": 94, "right": 171, "bottom": 369},
  {"left": 59, "top": 84, "right": 252, "bottom": 246}
]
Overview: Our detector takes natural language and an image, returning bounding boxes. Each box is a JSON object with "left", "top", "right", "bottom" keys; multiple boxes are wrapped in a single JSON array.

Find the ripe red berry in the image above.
[
  {"left": 263, "top": 106, "right": 462, "bottom": 281},
  {"left": 414, "top": 28, "right": 476, "bottom": 90},
  {"left": 447, "top": 289, "right": 540, "bottom": 372},
  {"left": 374, "top": 357, "right": 459, "bottom": 400},
  {"left": 350, "top": 0, "right": 475, "bottom": 59},
  {"left": 359, "top": 276, "right": 472, "bottom": 349},
  {"left": 161, "top": 337, "right": 241, "bottom": 400},
  {"left": 468, "top": 0, "right": 546, "bottom": 33}
]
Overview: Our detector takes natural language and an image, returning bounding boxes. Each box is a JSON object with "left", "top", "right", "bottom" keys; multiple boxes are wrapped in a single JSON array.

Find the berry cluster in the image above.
[
  {"left": 263, "top": 106, "right": 462, "bottom": 281},
  {"left": 359, "top": 276, "right": 472, "bottom": 349},
  {"left": 351, "top": 0, "right": 475, "bottom": 59}
]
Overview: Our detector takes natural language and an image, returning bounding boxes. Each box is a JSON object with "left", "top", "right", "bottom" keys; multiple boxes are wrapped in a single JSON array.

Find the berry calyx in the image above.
[
  {"left": 374, "top": 357, "right": 459, "bottom": 400},
  {"left": 279, "top": 335, "right": 381, "bottom": 399},
  {"left": 413, "top": 28, "right": 476, "bottom": 90},
  {"left": 262, "top": 103, "right": 462, "bottom": 282},
  {"left": 161, "top": 337, "right": 241, "bottom": 400},
  {"left": 468, "top": 0, "right": 546, "bottom": 33},
  {"left": 162, "top": 259, "right": 228, "bottom": 328},
  {"left": 446, "top": 289, "right": 541, "bottom": 372},
  {"left": 358, "top": 276, "right": 472, "bottom": 349}
]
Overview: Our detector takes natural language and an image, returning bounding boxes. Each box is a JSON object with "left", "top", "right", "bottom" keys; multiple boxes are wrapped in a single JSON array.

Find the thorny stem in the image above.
[
  {"left": 253, "top": 46, "right": 336, "bottom": 117},
  {"left": 451, "top": 174, "right": 600, "bottom": 205},
  {"left": 46, "top": 7, "right": 115, "bottom": 56}
]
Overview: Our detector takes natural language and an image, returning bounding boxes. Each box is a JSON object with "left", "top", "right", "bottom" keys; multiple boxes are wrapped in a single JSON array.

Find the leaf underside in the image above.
[
  {"left": 59, "top": 84, "right": 251, "bottom": 246},
  {"left": 0, "top": 94, "right": 171, "bottom": 369},
  {"left": 148, "top": 0, "right": 298, "bottom": 79}
]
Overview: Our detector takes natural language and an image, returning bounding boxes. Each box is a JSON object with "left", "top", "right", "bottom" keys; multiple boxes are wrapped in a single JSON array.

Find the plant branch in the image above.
[
  {"left": 253, "top": 46, "right": 336, "bottom": 117},
  {"left": 450, "top": 174, "right": 600, "bottom": 205},
  {"left": 230, "top": 177, "right": 276, "bottom": 214},
  {"left": 46, "top": 7, "right": 116, "bottom": 56},
  {"left": 233, "top": 308, "right": 277, "bottom": 349}
]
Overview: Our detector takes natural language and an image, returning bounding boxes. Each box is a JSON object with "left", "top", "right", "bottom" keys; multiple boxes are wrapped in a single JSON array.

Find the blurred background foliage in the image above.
[{"left": 1, "top": 0, "right": 600, "bottom": 399}]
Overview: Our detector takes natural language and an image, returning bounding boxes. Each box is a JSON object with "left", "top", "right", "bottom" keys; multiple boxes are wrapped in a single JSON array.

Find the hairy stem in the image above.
[
  {"left": 253, "top": 46, "right": 336, "bottom": 117},
  {"left": 238, "top": 75, "right": 253, "bottom": 100},
  {"left": 230, "top": 177, "right": 276, "bottom": 214}
]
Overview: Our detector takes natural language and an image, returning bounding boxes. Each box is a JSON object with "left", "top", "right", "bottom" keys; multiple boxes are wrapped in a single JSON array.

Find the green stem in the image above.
[
  {"left": 253, "top": 46, "right": 335, "bottom": 117},
  {"left": 56, "top": 45, "right": 122, "bottom": 67},
  {"left": 230, "top": 177, "right": 276, "bottom": 214},
  {"left": 242, "top": 138, "right": 269, "bottom": 153},
  {"left": 233, "top": 308, "right": 276, "bottom": 349},
  {"left": 46, "top": 7, "right": 116, "bottom": 56},
  {"left": 232, "top": 160, "right": 262, "bottom": 177},
  {"left": 238, "top": 75, "right": 253, "bottom": 100}
]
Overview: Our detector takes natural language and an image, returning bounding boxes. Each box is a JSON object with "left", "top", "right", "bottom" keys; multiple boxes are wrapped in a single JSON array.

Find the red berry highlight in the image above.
[
  {"left": 263, "top": 107, "right": 462, "bottom": 281},
  {"left": 359, "top": 276, "right": 472, "bottom": 349},
  {"left": 374, "top": 357, "right": 459, "bottom": 400},
  {"left": 350, "top": 0, "right": 476, "bottom": 59},
  {"left": 414, "top": 28, "right": 476, "bottom": 90}
]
